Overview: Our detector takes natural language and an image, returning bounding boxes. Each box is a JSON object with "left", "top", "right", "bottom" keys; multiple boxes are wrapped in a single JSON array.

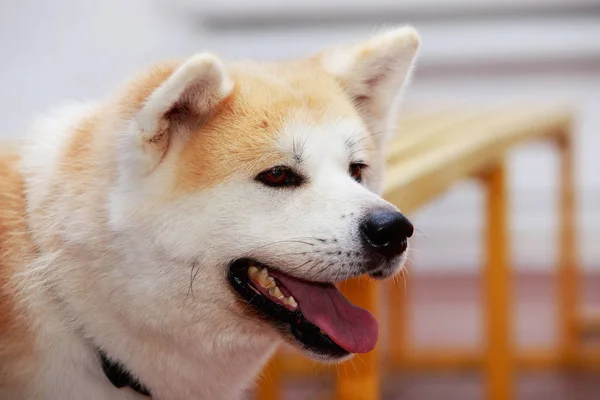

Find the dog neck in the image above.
[
  {"left": 20, "top": 247, "right": 279, "bottom": 399},
  {"left": 78, "top": 290, "right": 278, "bottom": 399},
  {"left": 86, "top": 319, "right": 277, "bottom": 399}
]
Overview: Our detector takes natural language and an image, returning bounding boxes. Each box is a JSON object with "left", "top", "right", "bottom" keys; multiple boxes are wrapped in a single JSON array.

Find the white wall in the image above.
[{"left": 1, "top": 0, "right": 598, "bottom": 272}]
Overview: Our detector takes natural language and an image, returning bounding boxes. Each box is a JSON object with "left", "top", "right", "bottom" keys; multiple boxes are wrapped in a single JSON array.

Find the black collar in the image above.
[{"left": 98, "top": 349, "right": 151, "bottom": 397}]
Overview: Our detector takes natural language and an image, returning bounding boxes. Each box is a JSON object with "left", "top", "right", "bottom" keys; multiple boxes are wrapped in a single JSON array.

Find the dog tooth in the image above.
[
  {"left": 284, "top": 296, "right": 298, "bottom": 309},
  {"left": 257, "top": 271, "right": 272, "bottom": 288},
  {"left": 269, "top": 286, "right": 284, "bottom": 300},
  {"left": 289, "top": 296, "right": 298, "bottom": 308},
  {"left": 263, "top": 276, "right": 276, "bottom": 289},
  {"left": 257, "top": 268, "right": 269, "bottom": 283},
  {"left": 248, "top": 266, "right": 260, "bottom": 279}
]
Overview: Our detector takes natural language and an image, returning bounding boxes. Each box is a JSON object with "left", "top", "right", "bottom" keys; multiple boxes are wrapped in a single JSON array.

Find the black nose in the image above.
[{"left": 360, "top": 209, "right": 413, "bottom": 260}]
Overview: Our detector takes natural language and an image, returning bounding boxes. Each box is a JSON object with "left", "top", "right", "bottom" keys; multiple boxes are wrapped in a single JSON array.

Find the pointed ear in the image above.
[
  {"left": 131, "top": 53, "right": 233, "bottom": 173},
  {"left": 319, "top": 26, "right": 420, "bottom": 139}
]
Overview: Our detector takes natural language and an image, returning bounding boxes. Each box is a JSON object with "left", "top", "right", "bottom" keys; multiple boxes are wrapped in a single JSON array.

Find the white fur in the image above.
[
  {"left": 7, "top": 27, "right": 419, "bottom": 400},
  {"left": 20, "top": 102, "right": 98, "bottom": 212}
]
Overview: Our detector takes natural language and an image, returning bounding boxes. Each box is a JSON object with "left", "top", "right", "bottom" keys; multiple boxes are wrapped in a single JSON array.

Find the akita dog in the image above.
[{"left": 0, "top": 26, "right": 419, "bottom": 399}]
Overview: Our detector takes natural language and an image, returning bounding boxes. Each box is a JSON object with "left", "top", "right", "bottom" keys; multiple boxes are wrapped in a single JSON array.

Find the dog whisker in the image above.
[
  {"left": 185, "top": 261, "right": 201, "bottom": 303},
  {"left": 249, "top": 237, "right": 321, "bottom": 252},
  {"left": 306, "top": 260, "right": 325, "bottom": 279},
  {"left": 316, "top": 262, "right": 335, "bottom": 277},
  {"left": 272, "top": 251, "right": 311, "bottom": 257},
  {"left": 288, "top": 259, "right": 313, "bottom": 274},
  {"left": 411, "top": 227, "right": 431, "bottom": 239}
]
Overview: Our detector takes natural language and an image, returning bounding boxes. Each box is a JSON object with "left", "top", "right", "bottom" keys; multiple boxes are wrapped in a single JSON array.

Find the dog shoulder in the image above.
[{"left": 0, "top": 149, "right": 37, "bottom": 388}]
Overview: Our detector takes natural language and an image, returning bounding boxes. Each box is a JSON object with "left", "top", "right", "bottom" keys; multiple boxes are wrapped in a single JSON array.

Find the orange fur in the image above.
[
  {"left": 0, "top": 26, "right": 420, "bottom": 397},
  {"left": 175, "top": 60, "right": 360, "bottom": 192},
  {"left": 0, "top": 58, "right": 357, "bottom": 385},
  {"left": 53, "top": 59, "right": 361, "bottom": 196},
  {"left": 0, "top": 149, "right": 35, "bottom": 386},
  {"left": 115, "top": 60, "right": 183, "bottom": 119}
]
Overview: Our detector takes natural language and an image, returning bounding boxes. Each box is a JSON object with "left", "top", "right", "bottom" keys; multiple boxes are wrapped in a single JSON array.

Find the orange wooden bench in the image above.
[{"left": 254, "top": 104, "right": 593, "bottom": 400}]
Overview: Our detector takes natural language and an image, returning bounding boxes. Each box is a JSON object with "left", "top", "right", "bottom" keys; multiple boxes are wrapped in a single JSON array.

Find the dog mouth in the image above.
[{"left": 227, "top": 258, "right": 378, "bottom": 360}]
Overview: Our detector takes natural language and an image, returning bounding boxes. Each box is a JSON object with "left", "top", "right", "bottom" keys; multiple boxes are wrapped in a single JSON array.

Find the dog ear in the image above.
[
  {"left": 318, "top": 26, "right": 420, "bottom": 143},
  {"left": 131, "top": 53, "right": 233, "bottom": 173}
]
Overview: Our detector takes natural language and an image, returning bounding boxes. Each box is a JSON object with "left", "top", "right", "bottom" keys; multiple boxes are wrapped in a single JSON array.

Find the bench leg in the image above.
[
  {"left": 388, "top": 263, "right": 410, "bottom": 368},
  {"left": 336, "top": 277, "right": 380, "bottom": 400},
  {"left": 483, "top": 161, "right": 514, "bottom": 400},
  {"left": 256, "top": 356, "right": 281, "bottom": 400},
  {"left": 557, "top": 132, "right": 579, "bottom": 366}
]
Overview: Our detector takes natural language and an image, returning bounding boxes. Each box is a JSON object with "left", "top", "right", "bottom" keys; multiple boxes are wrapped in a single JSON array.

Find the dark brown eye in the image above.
[
  {"left": 256, "top": 166, "right": 301, "bottom": 187},
  {"left": 349, "top": 163, "right": 366, "bottom": 183}
]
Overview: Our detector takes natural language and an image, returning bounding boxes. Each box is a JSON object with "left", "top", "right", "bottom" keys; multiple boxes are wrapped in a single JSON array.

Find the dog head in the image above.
[{"left": 99, "top": 27, "right": 420, "bottom": 361}]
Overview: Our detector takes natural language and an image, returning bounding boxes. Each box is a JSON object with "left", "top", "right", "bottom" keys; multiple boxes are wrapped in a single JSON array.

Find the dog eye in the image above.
[
  {"left": 349, "top": 163, "right": 366, "bottom": 183},
  {"left": 256, "top": 166, "right": 301, "bottom": 188}
]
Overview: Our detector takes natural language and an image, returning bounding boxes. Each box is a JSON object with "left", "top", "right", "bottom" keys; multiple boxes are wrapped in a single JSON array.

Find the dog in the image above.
[{"left": 0, "top": 26, "right": 419, "bottom": 399}]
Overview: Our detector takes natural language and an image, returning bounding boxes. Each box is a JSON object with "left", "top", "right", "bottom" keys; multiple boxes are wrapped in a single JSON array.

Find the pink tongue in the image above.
[{"left": 271, "top": 272, "right": 378, "bottom": 354}]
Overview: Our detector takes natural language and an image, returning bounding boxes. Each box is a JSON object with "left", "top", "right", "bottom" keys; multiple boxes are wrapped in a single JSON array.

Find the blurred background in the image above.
[{"left": 1, "top": 0, "right": 599, "bottom": 399}]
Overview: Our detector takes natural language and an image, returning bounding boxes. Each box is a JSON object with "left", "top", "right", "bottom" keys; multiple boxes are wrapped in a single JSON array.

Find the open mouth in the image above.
[{"left": 227, "top": 258, "right": 378, "bottom": 360}]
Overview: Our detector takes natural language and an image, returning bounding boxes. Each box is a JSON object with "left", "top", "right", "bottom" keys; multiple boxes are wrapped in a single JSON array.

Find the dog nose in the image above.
[{"left": 360, "top": 209, "right": 413, "bottom": 260}]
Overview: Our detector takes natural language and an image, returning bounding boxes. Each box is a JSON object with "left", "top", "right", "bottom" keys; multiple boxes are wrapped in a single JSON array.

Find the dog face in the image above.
[{"left": 106, "top": 27, "right": 419, "bottom": 361}]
